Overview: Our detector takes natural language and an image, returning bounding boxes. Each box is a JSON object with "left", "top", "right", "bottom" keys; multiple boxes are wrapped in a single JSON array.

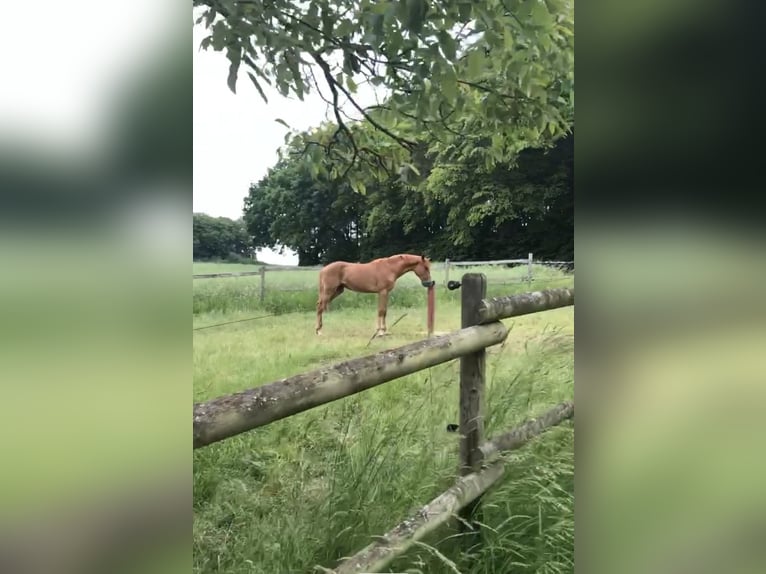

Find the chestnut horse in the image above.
[{"left": 316, "top": 254, "right": 433, "bottom": 335}]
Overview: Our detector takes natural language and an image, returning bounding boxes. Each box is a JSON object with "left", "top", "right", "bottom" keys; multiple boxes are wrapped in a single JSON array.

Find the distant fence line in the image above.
[
  {"left": 193, "top": 255, "right": 574, "bottom": 302},
  {"left": 193, "top": 278, "right": 575, "bottom": 573}
]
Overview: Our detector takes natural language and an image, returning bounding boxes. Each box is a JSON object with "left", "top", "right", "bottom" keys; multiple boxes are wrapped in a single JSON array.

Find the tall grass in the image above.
[{"left": 193, "top": 273, "right": 574, "bottom": 574}]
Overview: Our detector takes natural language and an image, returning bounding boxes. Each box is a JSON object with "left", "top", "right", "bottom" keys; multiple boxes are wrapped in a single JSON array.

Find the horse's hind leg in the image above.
[
  {"left": 316, "top": 297, "right": 326, "bottom": 335},
  {"left": 316, "top": 284, "right": 343, "bottom": 335},
  {"left": 316, "top": 274, "right": 328, "bottom": 335}
]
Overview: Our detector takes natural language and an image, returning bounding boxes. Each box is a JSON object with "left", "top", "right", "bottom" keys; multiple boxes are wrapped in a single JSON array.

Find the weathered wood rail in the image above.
[
  {"left": 478, "top": 287, "right": 575, "bottom": 324},
  {"left": 332, "top": 401, "right": 574, "bottom": 574},
  {"left": 192, "top": 276, "right": 575, "bottom": 573},
  {"left": 193, "top": 323, "right": 508, "bottom": 448}
]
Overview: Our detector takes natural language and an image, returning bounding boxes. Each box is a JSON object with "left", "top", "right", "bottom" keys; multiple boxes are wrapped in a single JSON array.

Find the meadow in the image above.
[{"left": 193, "top": 262, "right": 575, "bottom": 574}]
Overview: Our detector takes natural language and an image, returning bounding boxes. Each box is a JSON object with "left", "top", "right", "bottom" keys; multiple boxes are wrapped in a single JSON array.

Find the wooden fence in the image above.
[
  {"left": 193, "top": 275, "right": 575, "bottom": 573},
  {"left": 192, "top": 255, "right": 574, "bottom": 302}
]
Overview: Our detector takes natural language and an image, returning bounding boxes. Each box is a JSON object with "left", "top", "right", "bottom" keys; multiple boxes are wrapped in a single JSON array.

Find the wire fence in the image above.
[
  {"left": 192, "top": 256, "right": 574, "bottom": 328},
  {"left": 193, "top": 256, "right": 574, "bottom": 304}
]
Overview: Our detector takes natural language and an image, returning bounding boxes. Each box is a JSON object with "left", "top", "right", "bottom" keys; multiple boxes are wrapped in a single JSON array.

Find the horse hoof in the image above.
[{"left": 316, "top": 330, "right": 322, "bottom": 336}]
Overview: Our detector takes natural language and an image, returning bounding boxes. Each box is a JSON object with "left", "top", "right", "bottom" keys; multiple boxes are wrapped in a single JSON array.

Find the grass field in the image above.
[{"left": 193, "top": 263, "right": 574, "bottom": 574}]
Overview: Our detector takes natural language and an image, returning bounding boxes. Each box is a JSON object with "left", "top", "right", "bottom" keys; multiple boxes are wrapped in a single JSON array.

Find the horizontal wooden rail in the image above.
[
  {"left": 479, "top": 401, "right": 574, "bottom": 461},
  {"left": 194, "top": 323, "right": 509, "bottom": 448},
  {"left": 329, "top": 462, "right": 506, "bottom": 574},
  {"left": 477, "top": 287, "right": 574, "bottom": 324},
  {"left": 328, "top": 401, "right": 574, "bottom": 574}
]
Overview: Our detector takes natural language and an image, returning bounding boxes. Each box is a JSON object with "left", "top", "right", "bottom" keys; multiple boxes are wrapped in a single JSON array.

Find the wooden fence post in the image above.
[
  {"left": 259, "top": 266, "right": 266, "bottom": 303},
  {"left": 527, "top": 252, "right": 533, "bottom": 284},
  {"left": 444, "top": 258, "right": 450, "bottom": 288},
  {"left": 459, "top": 273, "right": 487, "bottom": 539}
]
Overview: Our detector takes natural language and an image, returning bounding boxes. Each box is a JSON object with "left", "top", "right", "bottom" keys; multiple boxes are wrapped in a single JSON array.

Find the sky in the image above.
[{"left": 192, "top": 17, "right": 381, "bottom": 265}]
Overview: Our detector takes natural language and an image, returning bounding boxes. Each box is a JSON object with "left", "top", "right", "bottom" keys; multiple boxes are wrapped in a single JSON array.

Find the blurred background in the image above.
[
  {"left": 577, "top": 0, "right": 766, "bottom": 572},
  {"left": 0, "top": 2, "right": 189, "bottom": 573}
]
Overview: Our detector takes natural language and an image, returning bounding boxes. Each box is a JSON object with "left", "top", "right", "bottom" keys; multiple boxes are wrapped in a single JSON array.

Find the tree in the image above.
[
  {"left": 243, "top": 127, "right": 573, "bottom": 263},
  {"left": 193, "top": 0, "right": 574, "bottom": 190},
  {"left": 423, "top": 132, "right": 573, "bottom": 259},
  {"left": 243, "top": 160, "right": 365, "bottom": 265},
  {"left": 193, "top": 213, "right": 252, "bottom": 260}
]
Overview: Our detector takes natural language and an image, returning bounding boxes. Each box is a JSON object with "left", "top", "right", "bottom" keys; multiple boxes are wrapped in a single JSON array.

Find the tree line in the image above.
[
  {"left": 243, "top": 132, "right": 572, "bottom": 265},
  {"left": 193, "top": 213, "right": 253, "bottom": 262}
]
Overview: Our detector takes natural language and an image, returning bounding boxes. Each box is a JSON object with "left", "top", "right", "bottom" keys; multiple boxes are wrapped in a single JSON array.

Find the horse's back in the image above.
[
  {"left": 319, "top": 261, "right": 351, "bottom": 287},
  {"left": 320, "top": 260, "right": 351, "bottom": 274}
]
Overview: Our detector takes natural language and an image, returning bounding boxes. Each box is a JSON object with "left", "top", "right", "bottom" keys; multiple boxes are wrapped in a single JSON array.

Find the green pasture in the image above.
[{"left": 193, "top": 265, "right": 574, "bottom": 573}]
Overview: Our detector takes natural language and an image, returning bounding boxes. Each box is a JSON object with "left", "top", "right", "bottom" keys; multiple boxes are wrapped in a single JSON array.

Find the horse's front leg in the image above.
[{"left": 376, "top": 290, "right": 390, "bottom": 336}]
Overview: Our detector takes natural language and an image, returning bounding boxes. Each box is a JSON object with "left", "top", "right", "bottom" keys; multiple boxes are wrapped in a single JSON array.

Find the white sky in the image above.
[{"left": 192, "top": 16, "right": 382, "bottom": 265}]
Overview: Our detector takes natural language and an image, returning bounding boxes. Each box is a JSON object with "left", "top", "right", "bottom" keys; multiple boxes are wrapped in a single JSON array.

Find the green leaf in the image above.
[
  {"left": 347, "top": 76, "right": 358, "bottom": 93},
  {"left": 438, "top": 31, "right": 456, "bottom": 60},
  {"left": 405, "top": 162, "right": 421, "bottom": 176},
  {"left": 307, "top": 2, "right": 320, "bottom": 25},
  {"left": 528, "top": 0, "right": 551, "bottom": 27},
  {"left": 458, "top": 3, "right": 472, "bottom": 20},
  {"left": 227, "top": 55, "right": 240, "bottom": 94},
  {"left": 405, "top": 0, "right": 426, "bottom": 33},
  {"left": 371, "top": 2, "right": 388, "bottom": 15},
  {"left": 503, "top": 26, "right": 514, "bottom": 51},
  {"left": 548, "top": 121, "right": 556, "bottom": 135},
  {"left": 247, "top": 73, "right": 268, "bottom": 102},
  {"left": 370, "top": 13, "right": 385, "bottom": 38},
  {"left": 204, "top": 9, "right": 216, "bottom": 28},
  {"left": 442, "top": 65, "right": 458, "bottom": 100},
  {"left": 337, "top": 19, "right": 354, "bottom": 37},
  {"left": 275, "top": 118, "right": 291, "bottom": 129},
  {"left": 467, "top": 50, "right": 484, "bottom": 79},
  {"left": 350, "top": 179, "right": 367, "bottom": 195}
]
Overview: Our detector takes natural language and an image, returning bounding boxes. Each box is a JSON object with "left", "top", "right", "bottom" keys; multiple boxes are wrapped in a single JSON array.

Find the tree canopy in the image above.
[
  {"left": 193, "top": 0, "right": 574, "bottom": 190},
  {"left": 243, "top": 132, "right": 572, "bottom": 265},
  {"left": 195, "top": 0, "right": 574, "bottom": 265}
]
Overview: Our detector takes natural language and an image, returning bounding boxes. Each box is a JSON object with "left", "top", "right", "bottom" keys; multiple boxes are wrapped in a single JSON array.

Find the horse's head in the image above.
[{"left": 413, "top": 255, "right": 434, "bottom": 287}]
